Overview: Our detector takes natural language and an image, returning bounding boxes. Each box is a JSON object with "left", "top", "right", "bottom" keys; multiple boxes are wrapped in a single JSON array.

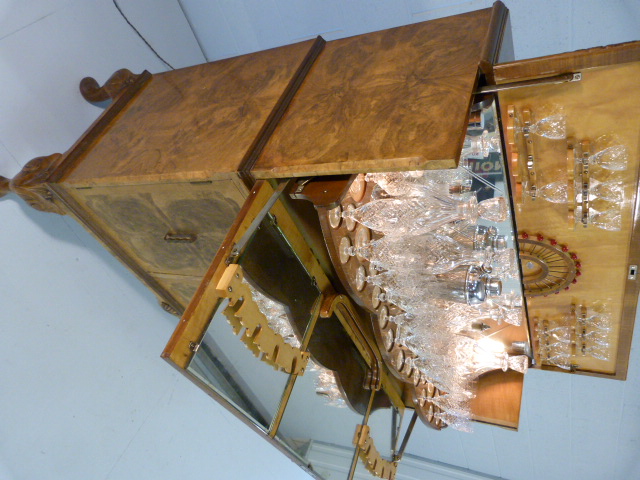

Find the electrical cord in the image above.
[{"left": 112, "top": 0, "right": 175, "bottom": 70}]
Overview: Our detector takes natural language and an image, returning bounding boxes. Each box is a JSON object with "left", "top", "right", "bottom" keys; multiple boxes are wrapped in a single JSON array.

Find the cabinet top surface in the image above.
[
  {"left": 61, "top": 5, "right": 505, "bottom": 185},
  {"left": 251, "top": 6, "right": 502, "bottom": 178},
  {"left": 63, "top": 40, "right": 317, "bottom": 186}
]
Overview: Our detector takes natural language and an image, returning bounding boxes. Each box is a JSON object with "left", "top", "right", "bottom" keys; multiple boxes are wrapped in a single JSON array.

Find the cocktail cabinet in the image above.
[{"left": 2, "top": 2, "right": 639, "bottom": 479}]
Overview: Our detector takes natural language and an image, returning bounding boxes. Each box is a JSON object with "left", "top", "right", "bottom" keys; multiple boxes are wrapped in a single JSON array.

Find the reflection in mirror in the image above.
[
  {"left": 188, "top": 299, "right": 290, "bottom": 431},
  {"left": 275, "top": 310, "right": 395, "bottom": 479},
  {"left": 238, "top": 215, "right": 321, "bottom": 339},
  {"left": 187, "top": 212, "right": 323, "bottom": 431},
  {"left": 353, "top": 399, "right": 400, "bottom": 479}
]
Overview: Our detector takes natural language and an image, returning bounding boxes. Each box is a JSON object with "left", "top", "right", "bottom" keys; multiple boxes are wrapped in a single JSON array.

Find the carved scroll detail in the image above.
[
  {"left": 80, "top": 68, "right": 141, "bottom": 103},
  {"left": 353, "top": 424, "right": 397, "bottom": 480},
  {"left": 8, "top": 154, "right": 66, "bottom": 214},
  {"left": 0, "top": 176, "right": 9, "bottom": 199},
  {"left": 217, "top": 264, "right": 309, "bottom": 375}
]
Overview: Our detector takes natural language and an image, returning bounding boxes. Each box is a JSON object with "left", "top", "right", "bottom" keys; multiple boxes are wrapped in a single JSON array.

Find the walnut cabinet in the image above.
[{"left": 2, "top": 2, "right": 640, "bottom": 479}]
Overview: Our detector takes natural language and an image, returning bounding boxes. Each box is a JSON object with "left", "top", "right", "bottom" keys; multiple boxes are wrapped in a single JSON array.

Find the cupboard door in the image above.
[
  {"left": 497, "top": 53, "right": 640, "bottom": 378},
  {"left": 162, "top": 180, "right": 404, "bottom": 479},
  {"left": 69, "top": 180, "right": 247, "bottom": 279}
]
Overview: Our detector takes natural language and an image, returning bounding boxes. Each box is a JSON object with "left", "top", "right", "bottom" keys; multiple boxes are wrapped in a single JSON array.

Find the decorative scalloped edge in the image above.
[
  {"left": 217, "top": 263, "right": 309, "bottom": 375},
  {"left": 353, "top": 424, "right": 397, "bottom": 480},
  {"left": 373, "top": 312, "right": 445, "bottom": 430}
]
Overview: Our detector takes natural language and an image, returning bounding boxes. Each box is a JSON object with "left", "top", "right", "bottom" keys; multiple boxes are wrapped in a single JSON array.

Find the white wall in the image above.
[
  {"left": 178, "top": 0, "right": 640, "bottom": 62},
  {"left": 0, "top": 1, "right": 309, "bottom": 479},
  {"left": 1, "top": 1, "right": 640, "bottom": 480}
]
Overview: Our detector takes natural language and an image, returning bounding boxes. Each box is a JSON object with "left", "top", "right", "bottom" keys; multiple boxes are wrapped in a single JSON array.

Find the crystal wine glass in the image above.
[
  {"left": 433, "top": 411, "right": 473, "bottom": 432},
  {"left": 581, "top": 311, "right": 612, "bottom": 331},
  {"left": 490, "top": 248, "right": 519, "bottom": 279},
  {"left": 387, "top": 312, "right": 416, "bottom": 328},
  {"left": 588, "top": 135, "right": 629, "bottom": 171},
  {"left": 537, "top": 181, "right": 568, "bottom": 203},
  {"left": 461, "top": 129, "right": 501, "bottom": 159},
  {"left": 477, "top": 196, "right": 509, "bottom": 222},
  {"left": 430, "top": 393, "right": 473, "bottom": 432},
  {"left": 245, "top": 280, "right": 301, "bottom": 348},
  {"left": 580, "top": 344, "right": 610, "bottom": 361},
  {"left": 581, "top": 329, "right": 610, "bottom": 347},
  {"left": 575, "top": 205, "right": 622, "bottom": 231},
  {"left": 343, "top": 234, "right": 433, "bottom": 271},
  {"left": 539, "top": 339, "right": 571, "bottom": 358},
  {"left": 521, "top": 106, "right": 567, "bottom": 139},
  {"left": 589, "top": 179, "right": 624, "bottom": 203},
  {"left": 364, "top": 171, "right": 439, "bottom": 198},
  {"left": 477, "top": 290, "right": 523, "bottom": 326},
  {"left": 544, "top": 354, "right": 574, "bottom": 370},
  {"left": 548, "top": 326, "right": 573, "bottom": 344}
]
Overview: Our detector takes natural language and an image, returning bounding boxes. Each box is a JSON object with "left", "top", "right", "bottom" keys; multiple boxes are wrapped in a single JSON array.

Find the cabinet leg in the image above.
[{"left": 160, "top": 301, "right": 181, "bottom": 317}]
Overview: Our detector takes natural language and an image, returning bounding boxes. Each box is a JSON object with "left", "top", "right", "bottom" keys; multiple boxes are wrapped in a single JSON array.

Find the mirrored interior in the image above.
[
  {"left": 464, "top": 98, "right": 524, "bottom": 299},
  {"left": 185, "top": 208, "right": 401, "bottom": 479},
  {"left": 182, "top": 97, "right": 532, "bottom": 478},
  {"left": 188, "top": 213, "right": 321, "bottom": 431}
]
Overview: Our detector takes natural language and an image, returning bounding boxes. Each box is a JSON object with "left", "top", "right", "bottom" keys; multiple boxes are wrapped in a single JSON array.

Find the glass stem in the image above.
[{"left": 460, "top": 164, "right": 505, "bottom": 195}]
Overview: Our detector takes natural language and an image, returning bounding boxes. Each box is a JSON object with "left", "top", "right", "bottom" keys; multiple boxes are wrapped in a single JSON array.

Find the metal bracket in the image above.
[
  {"left": 476, "top": 71, "right": 581, "bottom": 94},
  {"left": 225, "top": 180, "right": 292, "bottom": 265}
]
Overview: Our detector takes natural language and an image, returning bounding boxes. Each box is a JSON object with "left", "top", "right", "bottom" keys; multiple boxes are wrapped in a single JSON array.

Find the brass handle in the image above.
[{"left": 164, "top": 233, "right": 197, "bottom": 243}]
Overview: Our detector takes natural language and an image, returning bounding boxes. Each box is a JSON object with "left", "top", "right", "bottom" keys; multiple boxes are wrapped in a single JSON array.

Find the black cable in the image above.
[{"left": 112, "top": 0, "right": 175, "bottom": 70}]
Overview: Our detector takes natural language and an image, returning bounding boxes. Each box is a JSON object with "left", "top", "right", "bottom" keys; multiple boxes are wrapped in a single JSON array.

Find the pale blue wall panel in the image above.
[
  {"left": 339, "top": 0, "right": 411, "bottom": 36},
  {"left": 570, "top": 0, "right": 640, "bottom": 51},
  {"left": 276, "top": 0, "right": 347, "bottom": 41},
  {"left": 177, "top": 0, "right": 241, "bottom": 59},
  {"left": 409, "top": 0, "right": 493, "bottom": 22}
]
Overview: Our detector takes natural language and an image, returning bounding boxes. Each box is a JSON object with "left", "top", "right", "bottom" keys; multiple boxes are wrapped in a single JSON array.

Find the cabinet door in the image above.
[
  {"left": 497, "top": 47, "right": 640, "bottom": 379},
  {"left": 54, "top": 179, "right": 247, "bottom": 314},
  {"left": 73, "top": 181, "right": 246, "bottom": 277},
  {"left": 163, "top": 180, "right": 405, "bottom": 480}
]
